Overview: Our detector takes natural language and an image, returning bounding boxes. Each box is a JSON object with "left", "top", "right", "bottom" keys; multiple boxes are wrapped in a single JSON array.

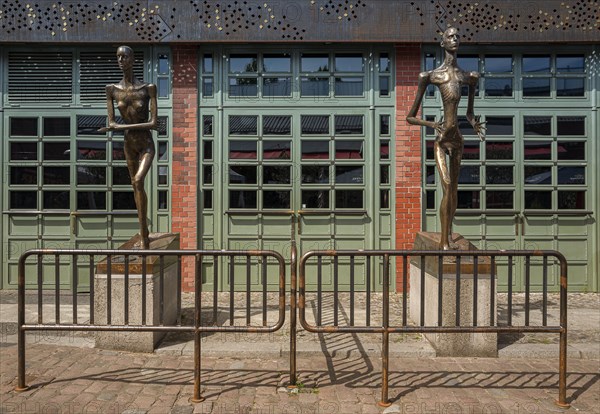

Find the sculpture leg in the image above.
[
  {"left": 447, "top": 147, "right": 463, "bottom": 249},
  {"left": 132, "top": 151, "right": 155, "bottom": 249},
  {"left": 434, "top": 142, "right": 452, "bottom": 250}
]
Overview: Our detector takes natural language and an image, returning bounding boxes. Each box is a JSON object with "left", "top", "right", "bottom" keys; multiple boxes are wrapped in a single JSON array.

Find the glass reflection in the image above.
[
  {"left": 523, "top": 78, "right": 550, "bottom": 97},
  {"left": 203, "top": 165, "right": 212, "bottom": 185},
  {"left": 557, "top": 141, "right": 584, "bottom": 160},
  {"left": 301, "top": 54, "right": 329, "bottom": 72},
  {"left": 11, "top": 142, "right": 37, "bottom": 161},
  {"left": 301, "top": 141, "right": 329, "bottom": 159},
  {"left": 335, "top": 140, "right": 363, "bottom": 159},
  {"left": 230, "top": 190, "right": 257, "bottom": 209},
  {"left": 77, "top": 141, "right": 106, "bottom": 160},
  {"left": 381, "top": 165, "right": 390, "bottom": 184},
  {"left": 301, "top": 116, "right": 329, "bottom": 135},
  {"left": 44, "top": 166, "right": 70, "bottom": 185},
  {"left": 203, "top": 141, "right": 213, "bottom": 160},
  {"left": 203, "top": 190, "right": 213, "bottom": 209},
  {"left": 525, "top": 191, "right": 551, "bottom": 209},
  {"left": 379, "top": 53, "right": 390, "bottom": 72},
  {"left": 457, "top": 55, "right": 478, "bottom": 72},
  {"left": 485, "top": 117, "right": 513, "bottom": 135},
  {"left": 10, "top": 117, "right": 38, "bottom": 136},
  {"left": 77, "top": 166, "right": 105, "bottom": 185},
  {"left": 302, "top": 166, "right": 329, "bottom": 184},
  {"left": 77, "top": 192, "right": 106, "bottom": 210},
  {"left": 336, "top": 190, "right": 363, "bottom": 208},
  {"left": 263, "top": 116, "right": 291, "bottom": 135},
  {"left": 557, "top": 78, "right": 584, "bottom": 97},
  {"left": 229, "top": 165, "right": 257, "bottom": 184},
  {"left": 486, "top": 141, "right": 513, "bottom": 160},
  {"left": 486, "top": 191, "right": 513, "bottom": 209},
  {"left": 158, "top": 190, "right": 168, "bottom": 210},
  {"left": 462, "top": 141, "right": 480, "bottom": 160},
  {"left": 457, "top": 191, "right": 480, "bottom": 209},
  {"left": 43, "top": 117, "right": 70, "bottom": 136},
  {"left": 335, "top": 166, "right": 363, "bottom": 184},
  {"left": 229, "top": 78, "right": 258, "bottom": 97},
  {"left": 335, "top": 115, "right": 363, "bottom": 135},
  {"left": 302, "top": 190, "right": 329, "bottom": 209},
  {"left": 458, "top": 166, "right": 480, "bottom": 184},
  {"left": 229, "top": 116, "right": 258, "bottom": 135},
  {"left": 44, "top": 142, "right": 70, "bottom": 161},
  {"left": 485, "top": 56, "right": 512, "bottom": 72},
  {"left": 202, "top": 78, "right": 214, "bottom": 97},
  {"left": 522, "top": 56, "right": 550, "bottom": 73},
  {"left": 426, "top": 165, "right": 435, "bottom": 184},
  {"left": 203, "top": 54, "right": 213, "bottom": 73},
  {"left": 263, "top": 54, "right": 291, "bottom": 72},
  {"left": 263, "top": 77, "right": 292, "bottom": 96},
  {"left": 335, "top": 54, "right": 363, "bottom": 72},
  {"left": 263, "top": 191, "right": 290, "bottom": 209},
  {"left": 380, "top": 115, "right": 390, "bottom": 135},
  {"left": 263, "top": 141, "right": 291, "bottom": 159},
  {"left": 77, "top": 115, "right": 106, "bottom": 135},
  {"left": 263, "top": 166, "right": 291, "bottom": 184},
  {"left": 11, "top": 191, "right": 37, "bottom": 209},
  {"left": 485, "top": 78, "right": 513, "bottom": 97},
  {"left": 229, "top": 54, "right": 257, "bottom": 73},
  {"left": 524, "top": 166, "right": 552, "bottom": 184},
  {"left": 10, "top": 166, "right": 37, "bottom": 185},
  {"left": 486, "top": 166, "right": 513, "bottom": 185},
  {"left": 229, "top": 141, "right": 257, "bottom": 159},
  {"left": 556, "top": 55, "right": 585, "bottom": 73},
  {"left": 558, "top": 166, "right": 585, "bottom": 185},
  {"left": 113, "top": 166, "right": 131, "bottom": 185},
  {"left": 557, "top": 116, "right": 585, "bottom": 136},
  {"left": 113, "top": 192, "right": 136, "bottom": 210},
  {"left": 558, "top": 191, "right": 585, "bottom": 209},
  {"left": 335, "top": 77, "right": 363, "bottom": 96},
  {"left": 524, "top": 116, "right": 551, "bottom": 136},
  {"left": 112, "top": 141, "right": 125, "bottom": 160},
  {"left": 380, "top": 141, "right": 389, "bottom": 160},
  {"left": 524, "top": 141, "right": 552, "bottom": 160},
  {"left": 301, "top": 77, "right": 329, "bottom": 96},
  {"left": 203, "top": 115, "right": 213, "bottom": 136},
  {"left": 44, "top": 191, "right": 69, "bottom": 209}
]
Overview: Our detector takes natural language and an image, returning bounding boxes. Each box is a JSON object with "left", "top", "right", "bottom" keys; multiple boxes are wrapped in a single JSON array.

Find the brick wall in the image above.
[
  {"left": 171, "top": 45, "right": 198, "bottom": 292},
  {"left": 394, "top": 44, "right": 423, "bottom": 290}
]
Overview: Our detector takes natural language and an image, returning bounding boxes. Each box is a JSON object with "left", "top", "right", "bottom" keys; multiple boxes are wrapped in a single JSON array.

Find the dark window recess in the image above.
[
  {"left": 301, "top": 54, "right": 329, "bottom": 72},
  {"left": 485, "top": 56, "right": 512, "bottom": 72},
  {"left": 157, "top": 116, "right": 168, "bottom": 136},
  {"left": 203, "top": 54, "right": 213, "bottom": 73},
  {"left": 77, "top": 141, "right": 106, "bottom": 160},
  {"left": 426, "top": 165, "right": 435, "bottom": 184},
  {"left": 556, "top": 55, "right": 585, "bottom": 73},
  {"left": 557, "top": 116, "right": 585, "bottom": 136},
  {"left": 336, "top": 190, "right": 363, "bottom": 209},
  {"left": 203, "top": 116, "right": 214, "bottom": 136},
  {"left": 486, "top": 141, "right": 513, "bottom": 160},
  {"left": 426, "top": 84, "right": 436, "bottom": 98},
  {"left": 44, "top": 166, "right": 70, "bottom": 185},
  {"left": 113, "top": 166, "right": 131, "bottom": 185},
  {"left": 335, "top": 77, "right": 363, "bottom": 96},
  {"left": 301, "top": 116, "right": 329, "bottom": 135},
  {"left": 263, "top": 141, "right": 291, "bottom": 159},
  {"left": 158, "top": 54, "right": 169, "bottom": 74},
  {"left": 379, "top": 77, "right": 390, "bottom": 96},
  {"left": 301, "top": 141, "right": 329, "bottom": 159},
  {"left": 380, "top": 190, "right": 390, "bottom": 209},
  {"left": 524, "top": 141, "right": 552, "bottom": 160},
  {"left": 77, "top": 166, "right": 106, "bottom": 185},
  {"left": 335, "top": 115, "right": 363, "bottom": 135},
  {"left": 523, "top": 78, "right": 551, "bottom": 97},
  {"left": 10, "top": 117, "right": 38, "bottom": 136},
  {"left": 558, "top": 141, "right": 585, "bottom": 160},
  {"left": 524, "top": 166, "right": 552, "bottom": 185},
  {"left": 230, "top": 190, "right": 257, "bottom": 209},
  {"left": 379, "top": 53, "right": 390, "bottom": 72},
  {"left": 522, "top": 55, "right": 550, "bottom": 73},
  {"left": 525, "top": 191, "right": 552, "bottom": 209},
  {"left": 486, "top": 191, "right": 514, "bottom": 209},
  {"left": 301, "top": 77, "right": 329, "bottom": 96},
  {"left": 77, "top": 192, "right": 106, "bottom": 210},
  {"left": 11, "top": 142, "right": 37, "bottom": 161},
  {"left": 158, "top": 142, "right": 168, "bottom": 161},
  {"left": 112, "top": 141, "right": 125, "bottom": 160},
  {"left": 77, "top": 115, "right": 106, "bottom": 135},
  {"left": 335, "top": 166, "right": 364, "bottom": 184},
  {"left": 425, "top": 116, "right": 435, "bottom": 136},
  {"left": 381, "top": 165, "right": 390, "bottom": 184},
  {"left": 335, "top": 140, "right": 363, "bottom": 159},
  {"left": 263, "top": 77, "right": 292, "bottom": 96},
  {"left": 229, "top": 78, "right": 258, "bottom": 97},
  {"left": 380, "top": 115, "right": 390, "bottom": 135},
  {"left": 203, "top": 190, "right": 213, "bottom": 209},
  {"left": 558, "top": 166, "right": 585, "bottom": 185},
  {"left": 426, "top": 141, "right": 435, "bottom": 160},
  {"left": 263, "top": 116, "right": 291, "bottom": 135},
  {"left": 229, "top": 54, "right": 257, "bottom": 73},
  {"left": 335, "top": 54, "right": 363, "bottom": 72},
  {"left": 302, "top": 190, "right": 329, "bottom": 209},
  {"left": 462, "top": 141, "right": 480, "bottom": 160},
  {"left": 557, "top": 78, "right": 585, "bottom": 97},
  {"left": 158, "top": 166, "right": 168, "bottom": 185},
  {"left": 10, "top": 191, "right": 37, "bottom": 209},
  {"left": 424, "top": 53, "right": 436, "bottom": 71},
  {"left": 558, "top": 191, "right": 585, "bottom": 209},
  {"left": 203, "top": 165, "right": 213, "bottom": 185},
  {"left": 10, "top": 166, "right": 37, "bottom": 185},
  {"left": 457, "top": 191, "right": 480, "bottom": 209},
  {"left": 484, "top": 78, "right": 512, "bottom": 97},
  {"left": 485, "top": 117, "right": 513, "bottom": 135},
  {"left": 263, "top": 190, "right": 291, "bottom": 209},
  {"left": 229, "top": 141, "right": 257, "bottom": 160},
  {"left": 44, "top": 142, "right": 70, "bottom": 161},
  {"left": 43, "top": 117, "right": 70, "bottom": 136},
  {"left": 229, "top": 165, "right": 257, "bottom": 184},
  {"left": 157, "top": 78, "right": 168, "bottom": 98},
  {"left": 113, "top": 192, "right": 136, "bottom": 210},
  {"left": 426, "top": 190, "right": 435, "bottom": 209},
  {"left": 302, "top": 166, "right": 329, "bottom": 184},
  {"left": 486, "top": 166, "right": 513, "bottom": 185},
  {"left": 458, "top": 166, "right": 480, "bottom": 184},
  {"left": 524, "top": 116, "right": 551, "bottom": 136},
  {"left": 44, "top": 191, "right": 69, "bottom": 210},
  {"left": 229, "top": 115, "right": 258, "bottom": 135},
  {"left": 263, "top": 54, "right": 291, "bottom": 72},
  {"left": 458, "top": 116, "right": 475, "bottom": 136},
  {"left": 203, "top": 141, "right": 213, "bottom": 160},
  {"left": 380, "top": 141, "right": 390, "bottom": 160},
  {"left": 263, "top": 166, "right": 291, "bottom": 184},
  {"left": 457, "top": 55, "right": 479, "bottom": 72},
  {"left": 202, "top": 78, "right": 214, "bottom": 97}
]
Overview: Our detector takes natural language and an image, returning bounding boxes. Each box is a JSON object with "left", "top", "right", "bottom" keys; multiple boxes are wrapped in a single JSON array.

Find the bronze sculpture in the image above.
[
  {"left": 407, "top": 27, "right": 485, "bottom": 250},
  {"left": 99, "top": 46, "right": 157, "bottom": 249}
]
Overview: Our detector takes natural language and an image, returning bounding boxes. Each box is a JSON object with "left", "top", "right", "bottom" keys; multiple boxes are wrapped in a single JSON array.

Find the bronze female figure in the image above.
[
  {"left": 407, "top": 27, "right": 485, "bottom": 250},
  {"left": 99, "top": 46, "right": 158, "bottom": 249}
]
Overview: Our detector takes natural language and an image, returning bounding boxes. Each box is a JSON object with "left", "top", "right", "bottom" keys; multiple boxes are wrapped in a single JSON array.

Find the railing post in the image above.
[
  {"left": 289, "top": 240, "right": 298, "bottom": 387},
  {"left": 556, "top": 254, "right": 570, "bottom": 408},
  {"left": 15, "top": 253, "right": 29, "bottom": 392},
  {"left": 190, "top": 254, "right": 205, "bottom": 403},
  {"left": 378, "top": 254, "right": 392, "bottom": 407}
]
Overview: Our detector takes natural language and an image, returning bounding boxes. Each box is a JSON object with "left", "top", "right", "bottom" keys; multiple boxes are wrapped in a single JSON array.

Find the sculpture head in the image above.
[
  {"left": 116, "top": 46, "right": 134, "bottom": 71},
  {"left": 441, "top": 27, "right": 460, "bottom": 53}
]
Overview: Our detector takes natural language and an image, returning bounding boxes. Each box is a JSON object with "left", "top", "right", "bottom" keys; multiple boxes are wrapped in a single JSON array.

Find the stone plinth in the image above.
[
  {"left": 410, "top": 232, "right": 497, "bottom": 357},
  {"left": 94, "top": 233, "right": 180, "bottom": 353}
]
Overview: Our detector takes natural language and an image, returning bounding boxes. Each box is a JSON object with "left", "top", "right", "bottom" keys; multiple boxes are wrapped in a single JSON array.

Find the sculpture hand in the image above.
[
  {"left": 471, "top": 115, "right": 486, "bottom": 141},
  {"left": 433, "top": 116, "right": 445, "bottom": 137}
]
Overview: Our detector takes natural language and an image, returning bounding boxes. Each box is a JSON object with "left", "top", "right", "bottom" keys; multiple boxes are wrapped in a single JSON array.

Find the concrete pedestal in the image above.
[
  {"left": 94, "top": 233, "right": 180, "bottom": 353},
  {"left": 410, "top": 232, "right": 497, "bottom": 357}
]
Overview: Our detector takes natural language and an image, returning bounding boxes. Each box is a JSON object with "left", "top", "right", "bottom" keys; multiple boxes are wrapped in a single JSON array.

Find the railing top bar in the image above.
[{"left": 300, "top": 249, "right": 567, "bottom": 261}]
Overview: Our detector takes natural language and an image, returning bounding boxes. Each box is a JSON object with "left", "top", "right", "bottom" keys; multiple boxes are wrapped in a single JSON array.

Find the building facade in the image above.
[{"left": 1, "top": 0, "right": 598, "bottom": 292}]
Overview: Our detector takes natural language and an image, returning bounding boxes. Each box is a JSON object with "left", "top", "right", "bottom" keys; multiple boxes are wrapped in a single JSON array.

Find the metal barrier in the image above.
[
  {"left": 15, "top": 248, "right": 287, "bottom": 403},
  {"left": 297, "top": 250, "right": 569, "bottom": 408}
]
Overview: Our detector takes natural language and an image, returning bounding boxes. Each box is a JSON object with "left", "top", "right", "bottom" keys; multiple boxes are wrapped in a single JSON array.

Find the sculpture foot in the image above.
[
  {"left": 133, "top": 235, "right": 151, "bottom": 249},
  {"left": 440, "top": 241, "right": 460, "bottom": 250}
]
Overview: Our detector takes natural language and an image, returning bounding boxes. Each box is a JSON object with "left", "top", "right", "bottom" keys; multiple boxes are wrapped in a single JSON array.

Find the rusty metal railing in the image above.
[
  {"left": 15, "top": 248, "right": 287, "bottom": 403},
  {"left": 297, "top": 250, "right": 569, "bottom": 408}
]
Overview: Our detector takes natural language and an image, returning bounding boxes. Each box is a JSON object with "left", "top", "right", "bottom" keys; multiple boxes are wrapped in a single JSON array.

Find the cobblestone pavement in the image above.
[{"left": 1, "top": 342, "right": 599, "bottom": 414}]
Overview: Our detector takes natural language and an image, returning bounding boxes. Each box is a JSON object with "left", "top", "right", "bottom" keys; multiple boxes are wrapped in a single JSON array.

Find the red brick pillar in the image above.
[
  {"left": 171, "top": 45, "right": 198, "bottom": 292},
  {"left": 394, "top": 44, "right": 422, "bottom": 291}
]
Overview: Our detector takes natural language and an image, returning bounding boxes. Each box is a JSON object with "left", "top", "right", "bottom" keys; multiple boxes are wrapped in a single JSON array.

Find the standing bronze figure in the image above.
[
  {"left": 407, "top": 27, "right": 485, "bottom": 250},
  {"left": 99, "top": 46, "right": 157, "bottom": 249}
]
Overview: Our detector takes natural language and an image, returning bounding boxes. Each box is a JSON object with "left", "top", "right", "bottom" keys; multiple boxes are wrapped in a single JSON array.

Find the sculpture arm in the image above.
[
  {"left": 99, "top": 84, "right": 159, "bottom": 132},
  {"left": 406, "top": 72, "right": 437, "bottom": 130},
  {"left": 98, "top": 85, "right": 117, "bottom": 133},
  {"left": 466, "top": 71, "right": 485, "bottom": 141}
]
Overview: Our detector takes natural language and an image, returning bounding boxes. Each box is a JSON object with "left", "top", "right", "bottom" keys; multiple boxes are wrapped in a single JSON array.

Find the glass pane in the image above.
[
  {"left": 77, "top": 192, "right": 106, "bottom": 210},
  {"left": 522, "top": 56, "right": 550, "bottom": 73},
  {"left": 557, "top": 78, "right": 584, "bottom": 97},
  {"left": 336, "top": 166, "right": 363, "bottom": 184},
  {"left": 263, "top": 191, "right": 290, "bottom": 209},
  {"left": 113, "top": 192, "right": 136, "bottom": 210},
  {"left": 158, "top": 166, "right": 168, "bottom": 185},
  {"left": 263, "top": 54, "right": 291, "bottom": 72},
  {"left": 203, "top": 116, "right": 214, "bottom": 136},
  {"left": 203, "top": 141, "right": 213, "bottom": 160},
  {"left": 457, "top": 191, "right": 480, "bottom": 209},
  {"left": 485, "top": 78, "right": 513, "bottom": 97},
  {"left": 263, "top": 141, "right": 291, "bottom": 159},
  {"left": 426, "top": 141, "right": 435, "bottom": 160},
  {"left": 335, "top": 140, "right": 363, "bottom": 159},
  {"left": 229, "top": 165, "right": 257, "bottom": 184},
  {"left": 381, "top": 165, "right": 390, "bottom": 184},
  {"left": 336, "top": 190, "right": 363, "bottom": 208},
  {"left": 263, "top": 116, "right": 291, "bottom": 135},
  {"left": 425, "top": 53, "right": 435, "bottom": 71},
  {"left": 301, "top": 77, "right": 329, "bottom": 96},
  {"left": 425, "top": 116, "right": 435, "bottom": 136},
  {"left": 263, "top": 166, "right": 291, "bottom": 184},
  {"left": 335, "top": 77, "right": 363, "bottom": 96},
  {"left": 229, "top": 141, "right": 256, "bottom": 160},
  {"left": 77, "top": 115, "right": 106, "bottom": 135},
  {"left": 458, "top": 116, "right": 475, "bottom": 136},
  {"left": 229, "top": 77, "right": 258, "bottom": 97},
  {"left": 380, "top": 190, "right": 390, "bottom": 209},
  {"left": 380, "top": 141, "right": 390, "bottom": 160},
  {"left": 158, "top": 142, "right": 168, "bottom": 161},
  {"left": 426, "top": 84, "right": 436, "bottom": 97},
  {"left": 263, "top": 77, "right": 292, "bottom": 96},
  {"left": 230, "top": 191, "right": 257, "bottom": 209},
  {"left": 486, "top": 166, "right": 513, "bottom": 185},
  {"left": 112, "top": 141, "right": 125, "bottom": 160},
  {"left": 11, "top": 142, "right": 37, "bottom": 160},
  {"left": 485, "top": 56, "right": 512, "bottom": 72},
  {"left": 558, "top": 191, "right": 585, "bottom": 209},
  {"left": 558, "top": 141, "right": 585, "bottom": 160},
  {"left": 229, "top": 116, "right": 257, "bottom": 135},
  {"left": 462, "top": 141, "right": 480, "bottom": 160},
  {"left": 461, "top": 81, "right": 479, "bottom": 97},
  {"left": 158, "top": 190, "right": 168, "bottom": 210},
  {"left": 43, "top": 142, "right": 70, "bottom": 161},
  {"left": 486, "top": 141, "right": 513, "bottom": 160},
  {"left": 524, "top": 141, "right": 552, "bottom": 160},
  {"left": 203, "top": 54, "right": 213, "bottom": 73},
  {"left": 158, "top": 54, "right": 169, "bottom": 74},
  {"left": 379, "top": 53, "right": 390, "bottom": 72},
  {"left": 10, "top": 166, "right": 37, "bottom": 185},
  {"left": 486, "top": 191, "right": 513, "bottom": 209},
  {"left": 557, "top": 116, "right": 585, "bottom": 136},
  {"left": 203, "top": 165, "right": 213, "bottom": 185},
  {"left": 457, "top": 55, "right": 478, "bottom": 72},
  {"left": 230, "top": 54, "right": 257, "bottom": 73},
  {"left": 301, "top": 115, "right": 329, "bottom": 135},
  {"left": 335, "top": 115, "right": 363, "bottom": 135},
  {"left": 302, "top": 166, "right": 329, "bottom": 184},
  {"left": 43, "top": 117, "right": 70, "bottom": 136},
  {"left": 524, "top": 116, "right": 551, "bottom": 136},
  {"left": 77, "top": 166, "right": 105, "bottom": 185},
  {"left": 301, "top": 54, "right": 329, "bottom": 72},
  {"left": 426, "top": 190, "right": 435, "bottom": 209},
  {"left": 458, "top": 166, "right": 480, "bottom": 184},
  {"left": 302, "top": 190, "right": 329, "bottom": 209},
  {"left": 113, "top": 166, "right": 131, "bottom": 185},
  {"left": 426, "top": 165, "right": 435, "bottom": 184},
  {"left": 335, "top": 54, "right": 363, "bottom": 72},
  {"left": 523, "top": 78, "right": 550, "bottom": 97},
  {"left": 485, "top": 117, "right": 513, "bottom": 135},
  {"left": 10, "top": 191, "right": 37, "bottom": 209},
  {"left": 43, "top": 166, "right": 70, "bottom": 185},
  {"left": 556, "top": 55, "right": 584, "bottom": 73},
  {"left": 157, "top": 116, "right": 168, "bottom": 137},
  {"left": 524, "top": 166, "right": 552, "bottom": 184},
  {"left": 558, "top": 166, "right": 585, "bottom": 185},
  {"left": 380, "top": 115, "right": 390, "bottom": 135},
  {"left": 77, "top": 141, "right": 106, "bottom": 160},
  {"left": 525, "top": 191, "right": 551, "bottom": 209},
  {"left": 301, "top": 141, "right": 329, "bottom": 159},
  {"left": 44, "top": 191, "right": 69, "bottom": 209},
  {"left": 10, "top": 117, "right": 38, "bottom": 136},
  {"left": 202, "top": 78, "right": 214, "bottom": 97},
  {"left": 203, "top": 190, "right": 213, "bottom": 209},
  {"left": 157, "top": 78, "right": 168, "bottom": 98}
]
